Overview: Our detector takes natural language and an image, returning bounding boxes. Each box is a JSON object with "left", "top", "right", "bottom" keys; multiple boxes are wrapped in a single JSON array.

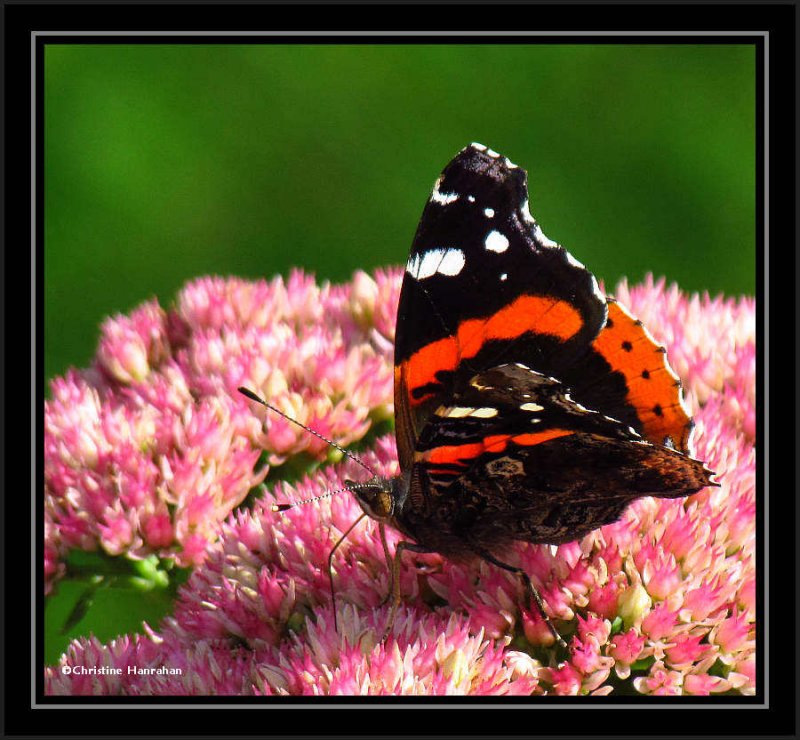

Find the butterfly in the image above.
[
  {"left": 242, "top": 143, "right": 715, "bottom": 646},
  {"left": 345, "top": 143, "right": 714, "bottom": 645}
]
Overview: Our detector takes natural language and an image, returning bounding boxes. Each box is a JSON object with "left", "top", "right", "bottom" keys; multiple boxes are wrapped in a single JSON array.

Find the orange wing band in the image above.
[
  {"left": 592, "top": 302, "right": 692, "bottom": 451},
  {"left": 399, "top": 295, "right": 583, "bottom": 405},
  {"left": 420, "top": 429, "right": 573, "bottom": 467}
]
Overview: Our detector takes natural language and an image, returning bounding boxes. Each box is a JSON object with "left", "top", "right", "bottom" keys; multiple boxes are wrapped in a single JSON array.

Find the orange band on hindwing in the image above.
[{"left": 591, "top": 301, "right": 692, "bottom": 452}]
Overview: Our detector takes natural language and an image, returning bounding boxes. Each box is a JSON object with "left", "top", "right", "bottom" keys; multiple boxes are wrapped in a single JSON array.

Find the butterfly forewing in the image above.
[
  {"left": 394, "top": 145, "right": 608, "bottom": 466},
  {"left": 395, "top": 145, "right": 696, "bottom": 469}
]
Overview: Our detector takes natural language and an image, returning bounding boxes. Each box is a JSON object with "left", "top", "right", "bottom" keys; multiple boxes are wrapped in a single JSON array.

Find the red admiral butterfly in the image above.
[
  {"left": 243, "top": 143, "right": 715, "bottom": 647},
  {"left": 348, "top": 143, "right": 715, "bottom": 645}
]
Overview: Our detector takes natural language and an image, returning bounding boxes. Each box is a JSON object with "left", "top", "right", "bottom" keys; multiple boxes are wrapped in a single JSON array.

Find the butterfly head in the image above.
[{"left": 346, "top": 476, "right": 406, "bottom": 522}]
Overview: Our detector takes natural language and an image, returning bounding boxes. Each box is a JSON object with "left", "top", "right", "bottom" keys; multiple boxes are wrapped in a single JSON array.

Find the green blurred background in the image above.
[{"left": 45, "top": 43, "right": 756, "bottom": 386}]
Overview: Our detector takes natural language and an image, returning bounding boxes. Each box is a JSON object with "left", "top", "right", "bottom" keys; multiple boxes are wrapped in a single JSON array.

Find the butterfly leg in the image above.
[
  {"left": 375, "top": 523, "right": 393, "bottom": 608},
  {"left": 473, "top": 547, "right": 568, "bottom": 649},
  {"left": 327, "top": 513, "right": 367, "bottom": 633},
  {"left": 382, "top": 539, "right": 432, "bottom": 641}
]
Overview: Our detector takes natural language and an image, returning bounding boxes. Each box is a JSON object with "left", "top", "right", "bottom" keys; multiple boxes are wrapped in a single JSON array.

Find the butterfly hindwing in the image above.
[
  {"left": 585, "top": 299, "right": 694, "bottom": 452},
  {"left": 399, "top": 364, "right": 712, "bottom": 555}
]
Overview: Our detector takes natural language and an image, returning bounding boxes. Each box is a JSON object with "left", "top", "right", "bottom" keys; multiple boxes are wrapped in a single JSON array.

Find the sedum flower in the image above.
[
  {"left": 633, "top": 661, "right": 685, "bottom": 696},
  {"left": 251, "top": 608, "right": 541, "bottom": 696},
  {"left": 546, "top": 662, "right": 583, "bottom": 696},
  {"left": 609, "top": 629, "right": 646, "bottom": 680},
  {"left": 46, "top": 272, "right": 756, "bottom": 696},
  {"left": 44, "top": 270, "right": 394, "bottom": 591},
  {"left": 617, "top": 581, "right": 653, "bottom": 630}
]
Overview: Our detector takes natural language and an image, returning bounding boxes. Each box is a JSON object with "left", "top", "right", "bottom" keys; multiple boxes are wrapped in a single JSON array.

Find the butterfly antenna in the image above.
[
  {"left": 237, "top": 386, "right": 377, "bottom": 478},
  {"left": 270, "top": 482, "right": 369, "bottom": 513}
]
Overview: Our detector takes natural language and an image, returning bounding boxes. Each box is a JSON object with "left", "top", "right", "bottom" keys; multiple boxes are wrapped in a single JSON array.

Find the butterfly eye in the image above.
[{"left": 350, "top": 480, "right": 394, "bottom": 521}]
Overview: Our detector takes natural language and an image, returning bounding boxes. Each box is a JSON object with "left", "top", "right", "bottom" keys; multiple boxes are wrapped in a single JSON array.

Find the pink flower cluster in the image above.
[
  {"left": 45, "top": 270, "right": 756, "bottom": 696},
  {"left": 44, "top": 270, "right": 397, "bottom": 589}
]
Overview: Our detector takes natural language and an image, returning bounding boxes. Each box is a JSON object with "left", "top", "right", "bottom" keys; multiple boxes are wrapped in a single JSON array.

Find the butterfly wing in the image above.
[
  {"left": 394, "top": 144, "right": 695, "bottom": 472},
  {"left": 585, "top": 299, "right": 694, "bottom": 452},
  {"left": 396, "top": 364, "right": 713, "bottom": 554},
  {"left": 394, "top": 144, "right": 607, "bottom": 468}
]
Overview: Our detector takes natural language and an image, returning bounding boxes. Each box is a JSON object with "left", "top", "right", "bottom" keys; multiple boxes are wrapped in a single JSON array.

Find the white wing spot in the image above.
[
  {"left": 499, "top": 273, "right": 508, "bottom": 281},
  {"left": 467, "top": 195, "right": 476, "bottom": 203},
  {"left": 470, "top": 407, "right": 499, "bottom": 418},
  {"left": 437, "top": 248, "right": 466, "bottom": 276},
  {"left": 439, "top": 406, "right": 497, "bottom": 419},
  {"left": 443, "top": 406, "right": 474, "bottom": 418},
  {"left": 406, "top": 248, "right": 466, "bottom": 279},
  {"left": 484, "top": 208, "right": 495, "bottom": 218},
  {"left": 520, "top": 402, "right": 544, "bottom": 412},
  {"left": 430, "top": 190, "right": 459, "bottom": 206},
  {"left": 484, "top": 230, "right": 509, "bottom": 253}
]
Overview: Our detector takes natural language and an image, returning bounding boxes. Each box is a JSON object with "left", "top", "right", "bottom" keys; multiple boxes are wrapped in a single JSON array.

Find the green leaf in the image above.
[
  {"left": 45, "top": 550, "right": 191, "bottom": 665},
  {"left": 630, "top": 655, "right": 657, "bottom": 672},
  {"left": 60, "top": 577, "right": 105, "bottom": 634}
]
